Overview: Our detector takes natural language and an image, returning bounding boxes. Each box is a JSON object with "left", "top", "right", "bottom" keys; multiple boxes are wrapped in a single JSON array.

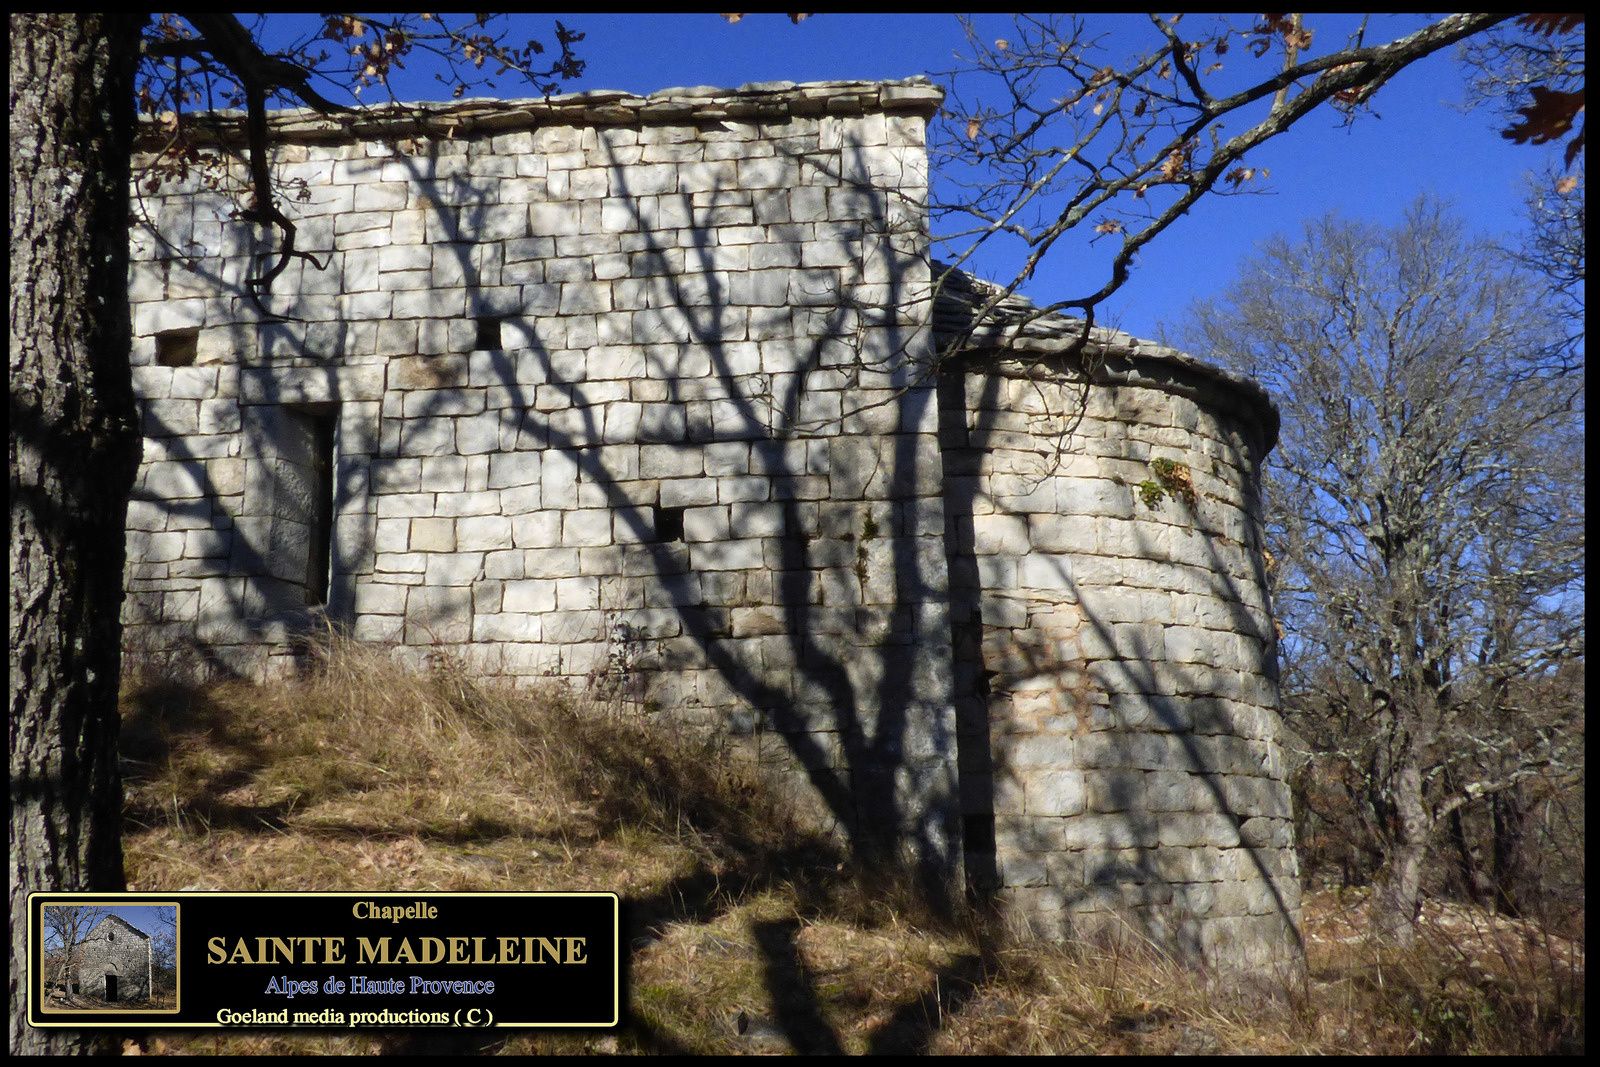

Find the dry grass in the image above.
[
  {"left": 1291, "top": 886, "right": 1586, "bottom": 1055},
  {"left": 119, "top": 639, "right": 1584, "bottom": 1055}
]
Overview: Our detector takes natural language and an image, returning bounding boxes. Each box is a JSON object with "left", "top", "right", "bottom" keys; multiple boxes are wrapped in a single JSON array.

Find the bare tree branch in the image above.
[
  {"left": 133, "top": 13, "right": 586, "bottom": 313},
  {"left": 932, "top": 13, "right": 1515, "bottom": 335}
]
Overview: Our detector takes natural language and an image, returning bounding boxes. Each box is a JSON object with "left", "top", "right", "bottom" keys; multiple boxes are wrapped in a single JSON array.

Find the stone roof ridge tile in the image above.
[
  {"left": 157, "top": 76, "right": 943, "bottom": 141},
  {"left": 86, "top": 914, "right": 152, "bottom": 940},
  {"left": 931, "top": 260, "right": 1279, "bottom": 446}
]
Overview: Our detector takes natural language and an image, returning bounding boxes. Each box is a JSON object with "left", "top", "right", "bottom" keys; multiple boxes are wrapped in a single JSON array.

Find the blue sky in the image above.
[
  {"left": 253, "top": 13, "right": 1563, "bottom": 342},
  {"left": 42, "top": 905, "right": 173, "bottom": 947}
]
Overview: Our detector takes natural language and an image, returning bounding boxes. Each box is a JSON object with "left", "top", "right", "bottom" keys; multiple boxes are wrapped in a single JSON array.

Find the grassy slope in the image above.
[{"left": 118, "top": 642, "right": 1584, "bottom": 1055}]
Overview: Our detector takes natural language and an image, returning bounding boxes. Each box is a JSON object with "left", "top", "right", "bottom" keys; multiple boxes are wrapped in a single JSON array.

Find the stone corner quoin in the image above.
[{"left": 122, "top": 76, "right": 1300, "bottom": 973}]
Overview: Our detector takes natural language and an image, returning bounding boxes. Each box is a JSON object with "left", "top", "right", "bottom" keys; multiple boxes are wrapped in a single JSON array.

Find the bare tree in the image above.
[
  {"left": 42, "top": 905, "right": 111, "bottom": 1005},
  {"left": 1459, "top": 14, "right": 1585, "bottom": 365},
  {"left": 927, "top": 13, "right": 1516, "bottom": 349},
  {"left": 148, "top": 907, "right": 177, "bottom": 994},
  {"left": 1516, "top": 164, "right": 1586, "bottom": 336},
  {"left": 1183, "top": 200, "right": 1585, "bottom": 945},
  {"left": 9, "top": 14, "right": 582, "bottom": 1055},
  {"left": 1460, "top": 13, "right": 1584, "bottom": 167}
]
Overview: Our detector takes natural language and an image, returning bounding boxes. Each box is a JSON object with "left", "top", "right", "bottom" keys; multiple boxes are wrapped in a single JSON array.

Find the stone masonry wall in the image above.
[
  {"left": 122, "top": 78, "right": 1299, "bottom": 969},
  {"left": 70, "top": 917, "right": 151, "bottom": 1001},
  {"left": 123, "top": 79, "right": 960, "bottom": 883},
  {"left": 939, "top": 344, "right": 1300, "bottom": 971}
]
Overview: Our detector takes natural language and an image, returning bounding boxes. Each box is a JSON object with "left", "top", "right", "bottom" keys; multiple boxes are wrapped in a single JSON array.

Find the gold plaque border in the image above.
[{"left": 27, "top": 891, "right": 620, "bottom": 1029}]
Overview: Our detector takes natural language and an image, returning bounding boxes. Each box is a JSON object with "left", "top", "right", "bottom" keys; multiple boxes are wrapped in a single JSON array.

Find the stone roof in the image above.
[
  {"left": 149, "top": 76, "right": 944, "bottom": 146},
  {"left": 931, "top": 264, "right": 1280, "bottom": 450}
]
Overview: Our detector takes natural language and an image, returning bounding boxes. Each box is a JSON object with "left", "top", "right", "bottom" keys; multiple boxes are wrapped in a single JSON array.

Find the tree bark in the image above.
[
  {"left": 9, "top": 13, "right": 143, "bottom": 1054},
  {"left": 1443, "top": 767, "right": 1491, "bottom": 906},
  {"left": 1368, "top": 760, "right": 1430, "bottom": 946},
  {"left": 1490, "top": 785, "right": 1534, "bottom": 918}
]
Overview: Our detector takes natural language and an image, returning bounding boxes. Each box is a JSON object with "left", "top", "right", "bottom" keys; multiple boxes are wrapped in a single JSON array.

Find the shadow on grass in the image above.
[
  {"left": 120, "top": 677, "right": 301, "bottom": 833},
  {"left": 120, "top": 661, "right": 1009, "bottom": 1055},
  {"left": 534, "top": 693, "right": 1005, "bottom": 1054}
]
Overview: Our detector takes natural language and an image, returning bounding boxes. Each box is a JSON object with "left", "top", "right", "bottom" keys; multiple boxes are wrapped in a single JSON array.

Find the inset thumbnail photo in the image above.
[{"left": 40, "top": 903, "right": 179, "bottom": 1013}]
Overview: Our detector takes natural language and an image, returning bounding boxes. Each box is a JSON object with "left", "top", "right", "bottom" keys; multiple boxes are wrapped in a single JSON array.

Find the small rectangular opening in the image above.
[
  {"left": 652, "top": 505, "right": 685, "bottom": 544},
  {"left": 474, "top": 316, "right": 503, "bottom": 351},
  {"left": 155, "top": 328, "right": 198, "bottom": 366}
]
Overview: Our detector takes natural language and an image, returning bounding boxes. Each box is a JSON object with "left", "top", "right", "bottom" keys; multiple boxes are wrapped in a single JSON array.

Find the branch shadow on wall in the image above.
[
  {"left": 124, "top": 118, "right": 1293, "bottom": 1051},
  {"left": 941, "top": 348, "right": 1303, "bottom": 974},
  {"left": 353, "top": 128, "right": 960, "bottom": 901},
  {"left": 126, "top": 126, "right": 982, "bottom": 1051}
]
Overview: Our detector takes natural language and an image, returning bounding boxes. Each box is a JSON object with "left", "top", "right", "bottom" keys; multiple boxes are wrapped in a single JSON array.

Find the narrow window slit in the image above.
[
  {"left": 281, "top": 404, "right": 339, "bottom": 607},
  {"left": 305, "top": 410, "right": 337, "bottom": 606}
]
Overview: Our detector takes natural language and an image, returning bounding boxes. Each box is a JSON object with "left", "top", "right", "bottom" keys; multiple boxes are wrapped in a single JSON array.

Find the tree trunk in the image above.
[
  {"left": 1443, "top": 766, "right": 1491, "bottom": 906},
  {"left": 1368, "top": 760, "right": 1430, "bottom": 946},
  {"left": 9, "top": 13, "right": 143, "bottom": 1055},
  {"left": 1490, "top": 784, "right": 1534, "bottom": 918}
]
